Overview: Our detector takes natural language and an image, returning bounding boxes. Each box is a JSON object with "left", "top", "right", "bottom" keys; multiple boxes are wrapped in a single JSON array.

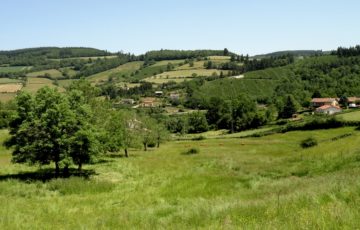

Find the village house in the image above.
[
  {"left": 169, "top": 93, "right": 180, "bottom": 100},
  {"left": 311, "top": 98, "right": 339, "bottom": 108},
  {"left": 155, "top": 91, "right": 163, "bottom": 97},
  {"left": 121, "top": 98, "right": 135, "bottom": 105},
  {"left": 347, "top": 97, "right": 360, "bottom": 108},
  {"left": 140, "top": 97, "right": 156, "bottom": 107},
  {"left": 315, "top": 105, "right": 342, "bottom": 115}
]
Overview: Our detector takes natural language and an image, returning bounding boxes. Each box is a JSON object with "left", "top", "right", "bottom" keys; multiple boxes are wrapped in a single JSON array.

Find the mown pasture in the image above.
[
  {"left": 26, "top": 69, "right": 63, "bottom": 79},
  {"left": 87, "top": 61, "right": 144, "bottom": 84}
]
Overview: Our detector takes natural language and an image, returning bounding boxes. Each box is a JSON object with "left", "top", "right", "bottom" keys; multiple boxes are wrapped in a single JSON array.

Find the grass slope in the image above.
[
  {"left": 27, "top": 69, "right": 63, "bottom": 79},
  {"left": 87, "top": 61, "right": 143, "bottom": 84},
  {"left": 245, "top": 66, "right": 292, "bottom": 80},
  {"left": 337, "top": 109, "right": 360, "bottom": 121},
  {"left": 23, "top": 77, "right": 64, "bottom": 93},
  {"left": 145, "top": 69, "right": 227, "bottom": 84},
  {"left": 0, "top": 66, "right": 31, "bottom": 73},
  {"left": 0, "top": 127, "right": 360, "bottom": 228}
]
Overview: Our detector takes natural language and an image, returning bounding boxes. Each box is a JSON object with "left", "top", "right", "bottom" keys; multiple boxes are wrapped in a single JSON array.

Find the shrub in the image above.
[
  {"left": 182, "top": 147, "right": 200, "bottom": 155},
  {"left": 300, "top": 137, "right": 318, "bottom": 148},
  {"left": 192, "top": 135, "right": 206, "bottom": 141}
]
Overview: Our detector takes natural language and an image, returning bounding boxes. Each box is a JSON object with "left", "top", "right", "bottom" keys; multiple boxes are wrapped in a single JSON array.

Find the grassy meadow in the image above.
[
  {"left": 88, "top": 61, "right": 144, "bottom": 84},
  {"left": 26, "top": 69, "right": 63, "bottom": 79},
  {"left": 23, "top": 77, "right": 64, "bottom": 93},
  {"left": 144, "top": 69, "right": 228, "bottom": 84},
  {"left": 0, "top": 66, "right": 31, "bottom": 73},
  {"left": 0, "top": 78, "right": 23, "bottom": 84},
  {"left": 1, "top": 126, "right": 360, "bottom": 229},
  {"left": 338, "top": 109, "right": 360, "bottom": 121}
]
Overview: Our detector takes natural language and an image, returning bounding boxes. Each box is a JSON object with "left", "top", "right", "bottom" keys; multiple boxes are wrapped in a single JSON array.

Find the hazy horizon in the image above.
[{"left": 1, "top": 0, "right": 359, "bottom": 55}]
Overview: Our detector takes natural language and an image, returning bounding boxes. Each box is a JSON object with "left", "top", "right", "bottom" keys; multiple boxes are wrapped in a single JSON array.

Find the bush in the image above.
[
  {"left": 192, "top": 135, "right": 206, "bottom": 141},
  {"left": 182, "top": 147, "right": 200, "bottom": 155},
  {"left": 300, "top": 137, "right": 318, "bottom": 148}
]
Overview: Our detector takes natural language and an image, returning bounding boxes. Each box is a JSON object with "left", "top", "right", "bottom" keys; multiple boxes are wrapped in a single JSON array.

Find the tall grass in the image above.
[{"left": 0, "top": 127, "right": 360, "bottom": 228}]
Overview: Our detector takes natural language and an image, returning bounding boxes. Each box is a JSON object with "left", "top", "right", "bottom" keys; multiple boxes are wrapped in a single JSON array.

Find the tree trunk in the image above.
[
  {"left": 55, "top": 161, "right": 60, "bottom": 178},
  {"left": 143, "top": 143, "right": 147, "bottom": 151},
  {"left": 63, "top": 165, "right": 69, "bottom": 177},
  {"left": 124, "top": 148, "right": 128, "bottom": 158},
  {"left": 157, "top": 137, "right": 160, "bottom": 148},
  {"left": 78, "top": 163, "right": 82, "bottom": 172}
]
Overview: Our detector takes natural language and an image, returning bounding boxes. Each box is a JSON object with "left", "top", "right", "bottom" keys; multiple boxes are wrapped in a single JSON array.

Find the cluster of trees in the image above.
[
  {"left": 166, "top": 94, "right": 270, "bottom": 134},
  {"left": 5, "top": 86, "right": 98, "bottom": 175},
  {"left": 334, "top": 45, "right": 360, "bottom": 57},
  {"left": 0, "top": 47, "right": 111, "bottom": 65},
  {"left": 205, "top": 95, "right": 269, "bottom": 132},
  {"left": 141, "top": 49, "right": 232, "bottom": 61},
  {"left": 76, "top": 55, "right": 131, "bottom": 77},
  {"left": 5, "top": 79, "right": 169, "bottom": 176},
  {"left": 100, "top": 82, "right": 153, "bottom": 99},
  {"left": 166, "top": 112, "right": 209, "bottom": 134},
  {"left": 242, "top": 54, "right": 295, "bottom": 72},
  {"left": 0, "top": 101, "right": 16, "bottom": 128}
]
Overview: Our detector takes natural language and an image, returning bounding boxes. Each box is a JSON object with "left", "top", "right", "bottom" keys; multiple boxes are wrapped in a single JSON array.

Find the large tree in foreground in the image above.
[{"left": 6, "top": 87, "right": 97, "bottom": 176}]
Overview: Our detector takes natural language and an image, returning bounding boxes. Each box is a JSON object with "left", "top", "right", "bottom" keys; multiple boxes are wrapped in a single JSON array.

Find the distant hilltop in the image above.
[{"left": 252, "top": 50, "right": 325, "bottom": 59}]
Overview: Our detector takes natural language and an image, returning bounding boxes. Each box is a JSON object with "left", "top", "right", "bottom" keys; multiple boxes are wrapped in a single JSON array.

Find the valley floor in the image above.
[{"left": 0, "top": 127, "right": 360, "bottom": 229}]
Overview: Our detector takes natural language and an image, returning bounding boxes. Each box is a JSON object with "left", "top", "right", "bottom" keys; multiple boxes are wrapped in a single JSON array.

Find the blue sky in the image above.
[{"left": 1, "top": 0, "right": 359, "bottom": 55}]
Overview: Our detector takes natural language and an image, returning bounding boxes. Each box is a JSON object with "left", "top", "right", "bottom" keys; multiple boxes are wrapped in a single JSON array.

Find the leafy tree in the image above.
[
  {"left": 278, "top": 95, "right": 299, "bottom": 119},
  {"left": 339, "top": 95, "right": 348, "bottom": 108},
  {"left": 153, "top": 123, "right": 169, "bottom": 148},
  {"left": 104, "top": 110, "right": 141, "bottom": 157},
  {"left": 187, "top": 111, "right": 209, "bottom": 133},
  {"left": 6, "top": 87, "right": 98, "bottom": 175},
  {"left": 139, "top": 116, "right": 156, "bottom": 151}
]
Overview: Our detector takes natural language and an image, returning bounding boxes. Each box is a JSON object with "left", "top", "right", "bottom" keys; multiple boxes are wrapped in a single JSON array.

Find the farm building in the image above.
[
  {"left": 315, "top": 105, "right": 342, "bottom": 115},
  {"left": 140, "top": 97, "right": 156, "bottom": 107},
  {"left": 121, "top": 98, "right": 135, "bottom": 105},
  {"left": 169, "top": 93, "right": 180, "bottom": 100},
  {"left": 155, "top": 91, "right": 163, "bottom": 97},
  {"left": 347, "top": 97, "right": 360, "bottom": 108},
  {"left": 311, "top": 98, "right": 339, "bottom": 108}
]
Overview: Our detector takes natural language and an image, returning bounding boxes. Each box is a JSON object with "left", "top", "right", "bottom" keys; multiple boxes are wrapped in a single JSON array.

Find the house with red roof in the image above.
[
  {"left": 315, "top": 105, "right": 342, "bottom": 115},
  {"left": 311, "top": 98, "right": 339, "bottom": 108}
]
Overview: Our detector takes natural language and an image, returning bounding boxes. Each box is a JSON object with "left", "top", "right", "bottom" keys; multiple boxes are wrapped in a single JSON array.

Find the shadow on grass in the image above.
[{"left": 0, "top": 168, "right": 97, "bottom": 182}]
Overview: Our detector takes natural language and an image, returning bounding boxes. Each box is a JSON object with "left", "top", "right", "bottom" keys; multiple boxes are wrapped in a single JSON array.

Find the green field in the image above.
[
  {"left": 49, "top": 55, "right": 119, "bottom": 61},
  {"left": 207, "top": 56, "right": 231, "bottom": 60},
  {"left": 152, "top": 60, "right": 185, "bottom": 67},
  {"left": 0, "top": 127, "right": 360, "bottom": 228},
  {"left": 150, "top": 69, "right": 226, "bottom": 80},
  {"left": 144, "top": 69, "right": 227, "bottom": 84},
  {"left": 59, "top": 67, "right": 78, "bottom": 78},
  {"left": 0, "top": 66, "right": 31, "bottom": 73},
  {"left": 176, "top": 59, "right": 230, "bottom": 71},
  {"left": 337, "top": 109, "right": 360, "bottom": 121},
  {"left": 0, "top": 93, "right": 17, "bottom": 102},
  {"left": 0, "top": 78, "right": 23, "bottom": 84},
  {"left": 244, "top": 66, "right": 292, "bottom": 80},
  {"left": 88, "top": 61, "right": 143, "bottom": 83},
  {"left": 131, "top": 63, "right": 168, "bottom": 81},
  {"left": 23, "top": 77, "right": 64, "bottom": 93},
  {"left": 27, "top": 69, "right": 63, "bottom": 79},
  {"left": 57, "top": 79, "right": 77, "bottom": 88}
]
